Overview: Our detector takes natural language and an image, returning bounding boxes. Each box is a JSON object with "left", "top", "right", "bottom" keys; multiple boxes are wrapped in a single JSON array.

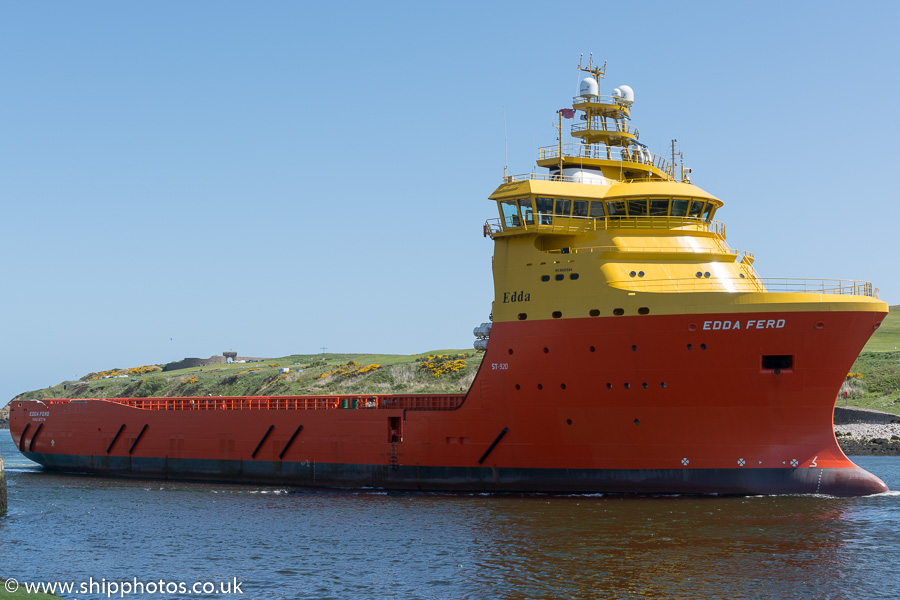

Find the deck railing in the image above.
[
  {"left": 607, "top": 277, "right": 876, "bottom": 297},
  {"left": 47, "top": 394, "right": 467, "bottom": 412},
  {"left": 485, "top": 215, "right": 720, "bottom": 236},
  {"left": 538, "top": 143, "right": 673, "bottom": 175}
]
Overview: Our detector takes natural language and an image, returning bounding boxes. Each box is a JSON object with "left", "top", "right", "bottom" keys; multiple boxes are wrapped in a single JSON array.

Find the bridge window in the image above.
[
  {"left": 687, "top": 200, "right": 705, "bottom": 218},
  {"left": 518, "top": 198, "right": 535, "bottom": 225},
  {"left": 499, "top": 199, "right": 521, "bottom": 227},
  {"left": 627, "top": 199, "right": 648, "bottom": 216},
  {"left": 649, "top": 199, "right": 669, "bottom": 216},
  {"left": 554, "top": 198, "right": 572, "bottom": 216},
  {"left": 572, "top": 200, "right": 589, "bottom": 217},
  {"left": 607, "top": 200, "right": 626, "bottom": 217},
  {"left": 671, "top": 199, "right": 690, "bottom": 216},
  {"left": 701, "top": 203, "right": 714, "bottom": 220},
  {"left": 589, "top": 201, "right": 606, "bottom": 218},
  {"left": 535, "top": 197, "right": 554, "bottom": 224}
]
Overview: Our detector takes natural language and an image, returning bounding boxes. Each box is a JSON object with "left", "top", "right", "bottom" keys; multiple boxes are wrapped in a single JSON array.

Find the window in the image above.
[
  {"left": 554, "top": 198, "right": 572, "bottom": 216},
  {"left": 499, "top": 200, "right": 520, "bottom": 228},
  {"left": 589, "top": 201, "right": 606, "bottom": 218},
  {"left": 627, "top": 199, "right": 648, "bottom": 216},
  {"left": 671, "top": 199, "right": 690, "bottom": 216},
  {"left": 535, "top": 197, "right": 554, "bottom": 224},
  {"left": 518, "top": 198, "right": 535, "bottom": 225},
  {"left": 687, "top": 201, "right": 704, "bottom": 218},
  {"left": 572, "top": 200, "right": 589, "bottom": 218},
  {"left": 649, "top": 199, "right": 669, "bottom": 216},
  {"left": 607, "top": 200, "right": 626, "bottom": 217},
  {"left": 701, "top": 203, "right": 714, "bottom": 220}
]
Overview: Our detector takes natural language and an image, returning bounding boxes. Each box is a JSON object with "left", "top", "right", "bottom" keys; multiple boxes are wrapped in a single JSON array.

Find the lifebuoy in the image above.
[{"left": 483, "top": 224, "right": 491, "bottom": 237}]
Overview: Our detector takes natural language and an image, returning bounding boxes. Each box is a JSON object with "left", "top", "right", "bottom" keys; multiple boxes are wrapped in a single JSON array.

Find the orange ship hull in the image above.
[{"left": 8, "top": 310, "right": 888, "bottom": 496}]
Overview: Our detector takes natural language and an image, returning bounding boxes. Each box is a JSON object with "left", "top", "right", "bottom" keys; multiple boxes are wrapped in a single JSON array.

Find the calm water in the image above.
[{"left": 1, "top": 430, "right": 899, "bottom": 600}]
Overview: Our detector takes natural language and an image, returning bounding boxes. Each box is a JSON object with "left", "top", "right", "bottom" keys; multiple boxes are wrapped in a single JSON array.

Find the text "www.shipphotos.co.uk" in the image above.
[{"left": 3, "top": 576, "right": 244, "bottom": 598}]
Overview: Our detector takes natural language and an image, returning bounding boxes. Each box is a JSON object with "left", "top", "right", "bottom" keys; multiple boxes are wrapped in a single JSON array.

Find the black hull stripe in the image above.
[{"left": 21, "top": 452, "right": 885, "bottom": 497}]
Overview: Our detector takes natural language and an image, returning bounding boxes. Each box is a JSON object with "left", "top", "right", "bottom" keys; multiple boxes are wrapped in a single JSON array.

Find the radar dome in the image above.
[
  {"left": 611, "top": 87, "right": 623, "bottom": 98},
  {"left": 618, "top": 85, "right": 634, "bottom": 103},
  {"left": 579, "top": 77, "right": 599, "bottom": 98}
]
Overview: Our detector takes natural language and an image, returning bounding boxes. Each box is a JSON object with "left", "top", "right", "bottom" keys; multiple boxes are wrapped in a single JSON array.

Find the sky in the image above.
[{"left": 2, "top": 1, "right": 898, "bottom": 403}]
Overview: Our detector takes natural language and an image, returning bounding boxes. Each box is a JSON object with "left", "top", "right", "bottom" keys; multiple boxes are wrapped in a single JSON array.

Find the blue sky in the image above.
[{"left": 2, "top": 1, "right": 898, "bottom": 403}]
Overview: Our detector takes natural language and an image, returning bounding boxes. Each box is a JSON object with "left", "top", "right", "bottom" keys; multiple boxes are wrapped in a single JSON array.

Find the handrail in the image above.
[
  {"left": 43, "top": 394, "right": 467, "bottom": 411},
  {"left": 572, "top": 95, "right": 632, "bottom": 108},
  {"left": 607, "top": 277, "right": 876, "bottom": 297},
  {"left": 545, "top": 245, "right": 740, "bottom": 257},
  {"left": 571, "top": 121, "right": 639, "bottom": 137},
  {"left": 538, "top": 143, "right": 673, "bottom": 175},
  {"left": 485, "top": 215, "right": 722, "bottom": 236}
]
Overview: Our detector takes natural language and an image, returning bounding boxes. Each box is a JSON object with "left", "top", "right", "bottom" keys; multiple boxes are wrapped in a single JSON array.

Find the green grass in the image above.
[
  {"left": 863, "top": 305, "right": 900, "bottom": 352},
  {"left": 0, "top": 581, "right": 62, "bottom": 599},
  {"left": 19, "top": 350, "right": 484, "bottom": 401}
]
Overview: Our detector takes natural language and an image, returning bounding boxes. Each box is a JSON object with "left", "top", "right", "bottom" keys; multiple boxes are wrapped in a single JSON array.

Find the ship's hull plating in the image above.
[{"left": 9, "top": 310, "right": 889, "bottom": 496}]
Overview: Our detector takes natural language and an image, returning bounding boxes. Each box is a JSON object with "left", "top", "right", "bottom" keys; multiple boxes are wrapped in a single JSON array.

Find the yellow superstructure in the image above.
[{"left": 484, "top": 57, "right": 886, "bottom": 326}]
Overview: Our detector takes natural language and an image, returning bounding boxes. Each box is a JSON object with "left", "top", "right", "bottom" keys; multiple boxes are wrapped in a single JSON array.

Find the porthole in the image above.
[
  {"left": 514, "top": 384, "right": 520, "bottom": 390},
  {"left": 517, "top": 313, "right": 527, "bottom": 320},
  {"left": 638, "top": 307, "right": 650, "bottom": 315},
  {"left": 624, "top": 383, "right": 631, "bottom": 389},
  {"left": 555, "top": 274, "right": 565, "bottom": 281},
  {"left": 704, "top": 272, "right": 711, "bottom": 278},
  {"left": 631, "top": 345, "right": 638, "bottom": 351},
  {"left": 638, "top": 271, "right": 645, "bottom": 277},
  {"left": 589, "top": 346, "right": 596, "bottom": 353},
  {"left": 566, "top": 419, "right": 573, "bottom": 425},
  {"left": 541, "top": 275, "right": 550, "bottom": 282},
  {"left": 660, "top": 382, "right": 667, "bottom": 389},
  {"left": 589, "top": 309, "right": 600, "bottom": 317},
  {"left": 561, "top": 383, "right": 567, "bottom": 390},
  {"left": 508, "top": 349, "right": 514, "bottom": 355},
  {"left": 687, "top": 344, "right": 693, "bottom": 350},
  {"left": 543, "top": 347, "right": 549, "bottom": 354},
  {"left": 570, "top": 273, "right": 579, "bottom": 280},
  {"left": 739, "top": 273, "right": 745, "bottom": 279},
  {"left": 696, "top": 272, "right": 703, "bottom": 278},
  {"left": 641, "top": 382, "right": 648, "bottom": 389},
  {"left": 634, "top": 419, "right": 640, "bottom": 425},
  {"left": 552, "top": 311, "right": 562, "bottom": 319},
  {"left": 700, "top": 343, "right": 707, "bottom": 350},
  {"left": 606, "top": 383, "right": 613, "bottom": 389},
  {"left": 613, "top": 308, "right": 625, "bottom": 316},
  {"left": 630, "top": 271, "right": 637, "bottom": 277},
  {"left": 537, "top": 383, "right": 543, "bottom": 390}
]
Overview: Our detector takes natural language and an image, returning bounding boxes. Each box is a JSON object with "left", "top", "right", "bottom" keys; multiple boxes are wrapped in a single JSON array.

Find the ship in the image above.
[{"left": 9, "top": 57, "right": 890, "bottom": 496}]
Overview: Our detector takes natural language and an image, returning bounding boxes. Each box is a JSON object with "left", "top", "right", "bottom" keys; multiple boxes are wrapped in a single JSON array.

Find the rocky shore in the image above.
[{"left": 834, "top": 407, "right": 900, "bottom": 456}]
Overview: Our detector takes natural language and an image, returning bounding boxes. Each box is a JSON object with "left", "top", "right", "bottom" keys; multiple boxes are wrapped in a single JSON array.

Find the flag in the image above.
[{"left": 559, "top": 108, "right": 575, "bottom": 119}]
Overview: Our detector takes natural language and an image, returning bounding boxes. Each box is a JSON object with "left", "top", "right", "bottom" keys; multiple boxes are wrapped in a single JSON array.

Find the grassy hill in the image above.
[
  {"left": 846, "top": 305, "right": 900, "bottom": 414},
  {"left": 14, "top": 350, "right": 483, "bottom": 404}
]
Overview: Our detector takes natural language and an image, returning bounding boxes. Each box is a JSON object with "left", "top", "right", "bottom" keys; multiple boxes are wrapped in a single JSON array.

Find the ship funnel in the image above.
[
  {"left": 579, "top": 77, "right": 599, "bottom": 98},
  {"left": 618, "top": 85, "right": 634, "bottom": 103}
]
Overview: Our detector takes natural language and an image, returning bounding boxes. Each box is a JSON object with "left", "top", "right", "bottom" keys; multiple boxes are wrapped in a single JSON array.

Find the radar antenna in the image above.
[{"left": 578, "top": 52, "right": 607, "bottom": 83}]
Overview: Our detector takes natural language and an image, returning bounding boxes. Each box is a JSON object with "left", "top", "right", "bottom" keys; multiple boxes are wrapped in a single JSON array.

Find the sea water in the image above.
[{"left": 1, "top": 430, "right": 898, "bottom": 600}]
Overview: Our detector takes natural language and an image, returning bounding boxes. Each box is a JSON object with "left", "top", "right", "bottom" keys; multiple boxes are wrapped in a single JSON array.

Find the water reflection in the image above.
[{"left": 1, "top": 433, "right": 898, "bottom": 600}]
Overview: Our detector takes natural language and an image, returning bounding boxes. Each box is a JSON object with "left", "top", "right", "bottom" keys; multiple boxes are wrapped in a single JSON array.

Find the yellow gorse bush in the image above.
[
  {"left": 128, "top": 365, "right": 161, "bottom": 376},
  {"left": 317, "top": 362, "right": 382, "bottom": 380},
  {"left": 420, "top": 355, "right": 467, "bottom": 377}
]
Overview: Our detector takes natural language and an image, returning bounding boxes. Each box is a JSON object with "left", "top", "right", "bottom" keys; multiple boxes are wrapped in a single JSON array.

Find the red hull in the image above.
[{"left": 8, "top": 310, "right": 888, "bottom": 496}]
